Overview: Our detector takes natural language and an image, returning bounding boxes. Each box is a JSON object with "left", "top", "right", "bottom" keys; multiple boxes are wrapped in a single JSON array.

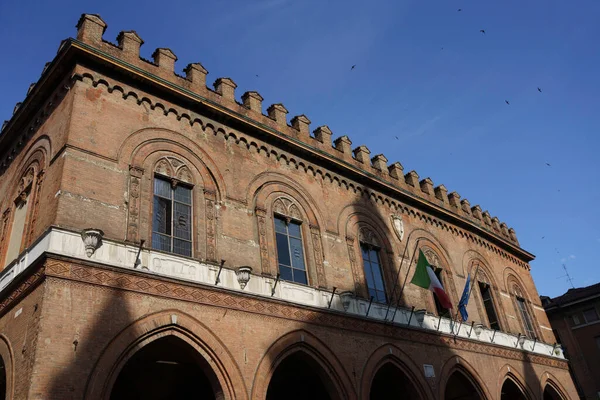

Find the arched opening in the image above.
[
  {"left": 266, "top": 351, "right": 338, "bottom": 400},
  {"left": 370, "top": 362, "right": 422, "bottom": 400},
  {"left": 501, "top": 378, "right": 527, "bottom": 400},
  {"left": 445, "top": 370, "right": 483, "bottom": 400},
  {"left": 543, "top": 384, "right": 564, "bottom": 400},
  {"left": 110, "top": 335, "right": 222, "bottom": 400},
  {"left": 0, "top": 356, "right": 5, "bottom": 400}
]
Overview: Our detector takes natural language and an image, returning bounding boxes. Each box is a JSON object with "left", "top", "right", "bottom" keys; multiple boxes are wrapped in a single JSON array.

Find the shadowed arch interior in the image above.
[
  {"left": 110, "top": 335, "right": 223, "bottom": 400},
  {"left": 369, "top": 362, "right": 422, "bottom": 400},
  {"left": 445, "top": 369, "right": 485, "bottom": 400},
  {"left": 501, "top": 378, "right": 528, "bottom": 400},
  {"left": 266, "top": 350, "right": 339, "bottom": 400},
  {"left": 543, "top": 383, "right": 564, "bottom": 400},
  {"left": 0, "top": 356, "right": 5, "bottom": 400}
]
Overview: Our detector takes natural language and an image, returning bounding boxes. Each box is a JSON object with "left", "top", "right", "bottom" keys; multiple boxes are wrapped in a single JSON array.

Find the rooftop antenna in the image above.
[{"left": 558, "top": 264, "right": 575, "bottom": 289}]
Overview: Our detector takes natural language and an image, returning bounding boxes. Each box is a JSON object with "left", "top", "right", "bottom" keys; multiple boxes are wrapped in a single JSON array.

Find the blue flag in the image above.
[{"left": 458, "top": 273, "right": 471, "bottom": 322}]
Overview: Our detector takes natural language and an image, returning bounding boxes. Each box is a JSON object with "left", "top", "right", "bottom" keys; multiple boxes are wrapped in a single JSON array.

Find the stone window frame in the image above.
[
  {"left": 149, "top": 156, "right": 195, "bottom": 258},
  {"left": 507, "top": 276, "right": 540, "bottom": 339},
  {"left": 469, "top": 261, "right": 506, "bottom": 331},
  {"left": 418, "top": 246, "right": 459, "bottom": 317},
  {"left": 272, "top": 196, "right": 309, "bottom": 285},
  {"left": 357, "top": 226, "right": 388, "bottom": 304},
  {"left": 0, "top": 161, "right": 44, "bottom": 268}
]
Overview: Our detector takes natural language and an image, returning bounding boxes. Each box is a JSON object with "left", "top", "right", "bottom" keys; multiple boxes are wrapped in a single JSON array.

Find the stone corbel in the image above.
[{"left": 81, "top": 228, "right": 104, "bottom": 257}]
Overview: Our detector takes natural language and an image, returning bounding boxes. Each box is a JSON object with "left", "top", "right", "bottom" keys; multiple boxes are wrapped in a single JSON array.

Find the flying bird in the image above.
[
  {"left": 440, "top": 47, "right": 444, "bottom": 50},
  {"left": 480, "top": 29, "right": 486, "bottom": 34},
  {"left": 505, "top": 100, "right": 510, "bottom": 105},
  {"left": 546, "top": 163, "right": 551, "bottom": 166},
  {"left": 351, "top": 65, "right": 356, "bottom": 70},
  {"left": 542, "top": 236, "right": 545, "bottom": 239},
  {"left": 256, "top": 74, "right": 259, "bottom": 77},
  {"left": 538, "top": 87, "right": 542, "bottom": 92},
  {"left": 458, "top": 8, "right": 462, "bottom": 11},
  {"left": 395, "top": 136, "right": 399, "bottom": 140}
]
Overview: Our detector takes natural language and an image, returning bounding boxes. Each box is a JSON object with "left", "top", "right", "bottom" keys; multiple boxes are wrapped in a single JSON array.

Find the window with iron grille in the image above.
[{"left": 152, "top": 176, "right": 192, "bottom": 257}]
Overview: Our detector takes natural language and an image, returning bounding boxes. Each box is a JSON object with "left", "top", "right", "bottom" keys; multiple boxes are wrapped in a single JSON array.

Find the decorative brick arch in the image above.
[
  {"left": 251, "top": 329, "right": 355, "bottom": 400},
  {"left": 84, "top": 310, "right": 247, "bottom": 400},
  {"left": 405, "top": 232, "right": 459, "bottom": 315},
  {"left": 496, "top": 364, "right": 535, "bottom": 400},
  {"left": 504, "top": 268, "right": 541, "bottom": 338},
  {"left": 123, "top": 137, "right": 223, "bottom": 261},
  {"left": 438, "top": 355, "right": 492, "bottom": 400},
  {"left": 249, "top": 173, "right": 327, "bottom": 287},
  {"left": 339, "top": 205, "right": 398, "bottom": 301},
  {"left": 0, "top": 334, "right": 14, "bottom": 400},
  {"left": 360, "top": 344, "right": 434, "bottom": 400},
  {"left": 540, "top": 372, "right": 569, "bottom": 400},
  {"left": 465, "top": 253, "right": 509, "bottom": 331},
  {"left": 0, "top": 141, "right": 48, "bottom": 267}
]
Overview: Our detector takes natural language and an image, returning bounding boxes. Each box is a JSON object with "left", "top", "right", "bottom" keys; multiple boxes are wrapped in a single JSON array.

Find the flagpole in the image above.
[
  {"left": 390, "top": 238, "right": 422, "bottom": 322},
  {"left": 384, "top": 231, "right": 419, "bottom": 320}
]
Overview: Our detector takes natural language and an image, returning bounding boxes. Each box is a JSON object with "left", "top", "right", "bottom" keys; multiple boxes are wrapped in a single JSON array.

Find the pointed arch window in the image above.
[
  {"left": 151, "top": 157, "right": 193, "bottom": 257},
  {"left": 423, "top": 248, "right": 450, "bottom": 316},
  {"left": 511, "top": 283, "right": 535, "bottom": 338},
  {"left": 476, "top": 269, "right": 501, "bottom": 330},
  {"left": 273, "top": 197, "right": 307, "bottom": 285},
  {"left": 359, "top": 227, "right": 387, "bottom": 303}
]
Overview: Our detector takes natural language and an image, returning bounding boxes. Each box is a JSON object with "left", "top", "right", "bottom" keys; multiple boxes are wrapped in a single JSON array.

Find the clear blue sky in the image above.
[{"left": 1, "top": 0, "right": 598, "bottom": 298}]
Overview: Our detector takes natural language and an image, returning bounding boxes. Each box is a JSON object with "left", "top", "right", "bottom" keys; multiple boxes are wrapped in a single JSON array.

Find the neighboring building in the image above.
[
  {"left": 542, "top": 284, "right": 600, "bottom": 400},
  {"left": 0, "top": 14, "right": 577, "bottom": 400}
]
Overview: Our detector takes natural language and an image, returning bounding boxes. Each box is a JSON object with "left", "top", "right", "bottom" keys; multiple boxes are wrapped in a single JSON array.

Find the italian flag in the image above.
[{"left": 411, "top": 250, "right": 453, "bottom": 310}]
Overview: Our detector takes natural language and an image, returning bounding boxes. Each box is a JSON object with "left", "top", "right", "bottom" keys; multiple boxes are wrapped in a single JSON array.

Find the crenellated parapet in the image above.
[{"left": 0, "top": 13, "right": 522, "bottom": 248}]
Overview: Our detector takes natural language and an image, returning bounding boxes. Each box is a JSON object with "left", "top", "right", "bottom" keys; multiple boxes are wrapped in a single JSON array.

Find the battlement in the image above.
[{"left": 0, "top": 13, "right": 520, "bottom": 247}]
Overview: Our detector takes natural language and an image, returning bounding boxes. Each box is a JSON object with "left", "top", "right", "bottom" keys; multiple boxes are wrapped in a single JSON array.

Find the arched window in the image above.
[
  {"left": 421, "top": 247, "right": 455, "bottom": 316},
  {"left": 273, "top": 197, "right": 307, "bottom": 285},
  {"left": 359, "top": 227, "right": 386, "bottom": 303},
  {"left": 474, "top": 267, "right": 501, "bottom": 331},
  {"left": 509, "top": 279, "right": 536, "bottom": 338},
  {"left": 151, "top": 157, "right": 193, "bottom": 257},
  {"left": 1, "top": 164, "right": 42, "bottom": 268}
]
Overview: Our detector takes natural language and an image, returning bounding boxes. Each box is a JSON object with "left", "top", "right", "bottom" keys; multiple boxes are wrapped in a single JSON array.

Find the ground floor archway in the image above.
[
  {"left": 266, "top": 351, "right": 337, "bottom": 400},
  {"left": 110, "top": 335, "right": 222, "bottom": 400},
  {"left": 501, "top": 378, "right": 528, "bottom": 400},
  {"left": 445, "top": 369, "right": 484, "bottom": 400},
  {"left": 0, "top": 356, "right": 5, "bottom": 400},
  {"left": 543, "top": 384, "right": 564, "bottom": 400},
  {"left": 370, "top": 362, "right": 423, "bottom": 400}
]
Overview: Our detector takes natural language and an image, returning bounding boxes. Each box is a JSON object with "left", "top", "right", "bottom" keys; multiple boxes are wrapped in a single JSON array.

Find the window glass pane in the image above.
[
  {"left": 288, "top": 221, "right": 301, "bottom": 238},
  {"left": 583, "top": 308, "right": 599, "bottom": 323},
  {"left": 517, "top": 297, "right": 535, "bottom": 337},
  {"left": 279, "top": 265, "right": 293, "bottom": 282},
  {"left": 154, "top": 177, "right": 171, "bottom": 198},
  {"left": 276, "top": 233, "right": 291, "bottom": 267},
  {"left": 173, "top": 239, "right": 192, "bottom": 257},
  {"left": 174, "top": 185, "right": 192, "bottom": 204},
  {"left": 376, "top": 290, "right": 386, "bottom": 303},
  {"left": 152, "top": 233, "right": 171, "bottom": 252},
  {"left": 361, "top": 246, "right": 369, "bottom": 260},
  {"left": 369, "top": 249, "right": 379, "bottom": 264},
  {"left": 289, "top": 237, "right": 306, "bottom": 270},
  {"left": 368, "top": 288, "right": 377, "bottom": 300},
  {"left": 173, "top": 203, "right": 191, "bottom": 240},
  {"left": 153, "top": 197, "right": 172, "bottom": 235},
  {"left": 571, "top": 314, "right": 580, "bottom": 325},
  {"left": 274, "top": 217, "right": 287, "bottom": 234},
  {"left": 293, "top": 269, "right": 308, "bottom": 285},
  {"left": 372, "top": 264, "right": 385, "bottom": 291},
  {"left": 363, "top": 263, "right": 375, "bottom": 288}
]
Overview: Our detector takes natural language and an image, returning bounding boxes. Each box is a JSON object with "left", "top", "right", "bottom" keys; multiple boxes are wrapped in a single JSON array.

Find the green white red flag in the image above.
[{"left": 411, "top": 249, "right": 452, "bottom": 309}]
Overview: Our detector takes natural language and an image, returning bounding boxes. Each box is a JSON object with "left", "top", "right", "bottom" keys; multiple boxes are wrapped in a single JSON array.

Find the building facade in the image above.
[
  {"left": 542, "top": 284, "right": 600, "bottom": 400},
  {"left": 0, "top": 14, "right": 578, "bottom": 400}
]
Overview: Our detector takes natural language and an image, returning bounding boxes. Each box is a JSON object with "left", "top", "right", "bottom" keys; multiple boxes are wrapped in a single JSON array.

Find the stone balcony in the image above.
[{"left": 0, "top": 227, "right": 564, "bottom": 360}]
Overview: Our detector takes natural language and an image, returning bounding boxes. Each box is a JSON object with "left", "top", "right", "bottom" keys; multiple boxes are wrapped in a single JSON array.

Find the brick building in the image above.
[
  {"left": 0, "top": 14, "right": 578, "bottom": 399},
  {"left": 542, "top": 284, "right": 600, "bottom": 399}
]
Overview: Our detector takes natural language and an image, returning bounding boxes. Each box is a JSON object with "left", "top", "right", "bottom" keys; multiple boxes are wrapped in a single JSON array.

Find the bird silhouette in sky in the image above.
[
  {"left": 538, "top": 87, "right": 542, "bottom": 92},
  {"left": 458, "top": 8, "right": 462, "bottom": 11},
  {"left": 351, "top": 65, "right": 356, "bottom": 70},
  {"left": 505, "top": 100, "right": 510, "bottom": 105},
  {"left": 256, "top": 74, "right": 259, "bottom": 77},
  {"left": 480, "top": 29, "right": 486, "bottom": 34},
  {"left": 395, "top": 136, "right": 399, "bottom": 140},
  {"left": 546, "top": 163, "right": 551, "bottom": 166}
]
